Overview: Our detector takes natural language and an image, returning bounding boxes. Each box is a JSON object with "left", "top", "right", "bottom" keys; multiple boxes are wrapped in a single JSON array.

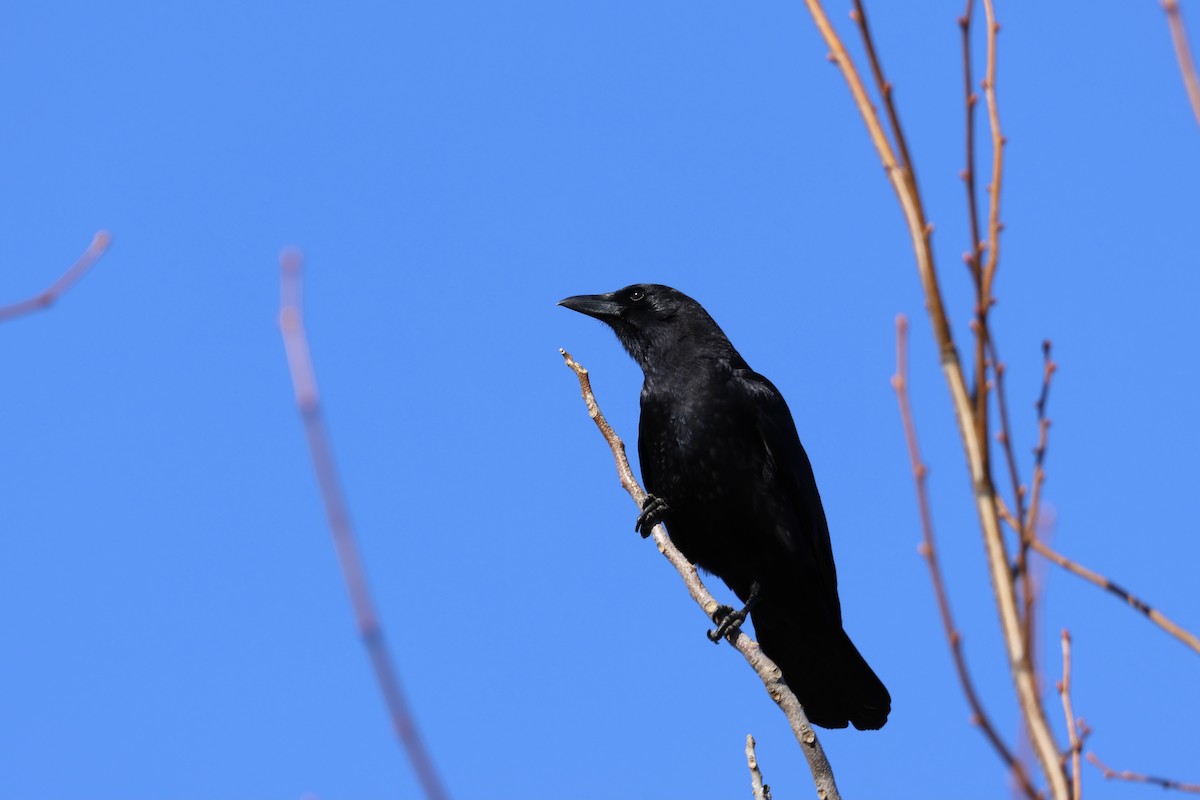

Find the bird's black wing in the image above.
[{"left": 731, "top": 367, "right": 842, "bottom": 623}]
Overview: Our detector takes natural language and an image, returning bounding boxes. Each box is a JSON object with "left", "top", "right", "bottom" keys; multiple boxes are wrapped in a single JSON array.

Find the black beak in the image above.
[{"left": 558, "top": 292, "right": 622, "bottom": 321}]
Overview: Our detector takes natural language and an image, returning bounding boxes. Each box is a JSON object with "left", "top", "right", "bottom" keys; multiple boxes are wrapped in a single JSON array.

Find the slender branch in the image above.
[
  {"left": 892, "top": 316, "right": 1040, "bottom": 800},
  {"left": 799, "top": 4, "right": 1068, "bottom": 796},
  {"left": 746, "top": 735, "right": 773, "bottom": 800},
  {"left": 278, "top": 248, "right": 451, "bottom": 800},
  {"left": 958, "top": 0, "right": 991, "bottom": 490},
  {"left": 1028, "top": 538, "right": 1200, "bottom": 655},
  {"left": 0, "top": 231, "right": 111, "bottom": 323},
  {"left": 1024, "top": 342, "right": 1055, "bottom": 541},
  {"left": 1016, "top": 341, "right": 1055, "bottom": 662},
  {"left": 1056, "top": 631, "right": 1081, "bottom": 800},
  {"left": 849, "top": 1, "right": 916, "bottom": 193},
  {"left": 1162, "top": 0, "right": 1200, "bottom": 128},
  {"left": 980, "top": 0, "right": 1005, "bottom": 304},
  {"left": 1087, "top": 753, "right": 1200, "bottom": 793},
  {"left": 560, "top": 349, "right": 840, "bottom": 800}
]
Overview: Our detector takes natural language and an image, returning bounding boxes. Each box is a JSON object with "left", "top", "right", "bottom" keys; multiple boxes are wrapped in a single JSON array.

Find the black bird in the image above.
[{"left": 560, "top": 283, "right": 889, "bottom": 730}]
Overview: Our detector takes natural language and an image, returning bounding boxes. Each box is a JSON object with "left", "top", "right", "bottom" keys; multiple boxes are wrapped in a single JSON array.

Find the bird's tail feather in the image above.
[{"left": 751, "top": 602, "right": 890, "bottom": 730}]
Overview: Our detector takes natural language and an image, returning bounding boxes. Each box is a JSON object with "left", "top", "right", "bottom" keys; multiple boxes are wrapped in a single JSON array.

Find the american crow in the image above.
[{"left": 560, "top": 283, "right": 890, "bottom": 730}]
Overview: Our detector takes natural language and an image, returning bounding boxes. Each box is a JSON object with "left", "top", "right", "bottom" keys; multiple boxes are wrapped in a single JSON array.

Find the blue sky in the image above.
[{"left": 1, "top": 3, "right": 1197, "bottom": 798}]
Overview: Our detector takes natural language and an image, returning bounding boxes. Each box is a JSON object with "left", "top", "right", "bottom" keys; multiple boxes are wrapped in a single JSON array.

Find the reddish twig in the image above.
[
  {"left": 1056, "top": 631, "right": 1081, "bottom": 800},
  {"left": 278, "top": 248, "right": 450, "bottom": 800},
  {"left": 1087, "top": 752, "right": 1200, "bottom": 793},
  {"left": 959, "top": 0, "right": 984, "bottom": 288},
  {"left": 979, "top": 0, "right": 1005, "bottom": 305},
  {"left": 892, "top": 316, "right": 1040, "bottom": 800},
  {"left": 1162, "top": 0, "right": 1200, "bottom": 128},
  {"left": 560, "top": 349, "right": 841, "bottom": 800},
  {"left": 0, "top": 231, "right": 111, "bottom": 323}
]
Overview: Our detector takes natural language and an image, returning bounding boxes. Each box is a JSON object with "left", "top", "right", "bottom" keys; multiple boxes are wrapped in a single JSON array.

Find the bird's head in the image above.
[{"left": 558, "top": 283, "right": 736, "bottom": 374}]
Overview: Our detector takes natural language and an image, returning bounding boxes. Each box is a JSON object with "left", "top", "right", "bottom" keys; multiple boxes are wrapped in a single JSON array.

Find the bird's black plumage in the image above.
[{"left": 560, "top": 283, "right": 890, "bottom": 730}]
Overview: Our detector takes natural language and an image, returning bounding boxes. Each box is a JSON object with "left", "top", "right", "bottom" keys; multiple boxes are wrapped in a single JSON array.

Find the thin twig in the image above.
[
  {"left": 1056, "top": 631, "right": 1081, "bottom": 800},
  {"left": 1029, "top": 537, "right": 1200, "bottom": 655},
  {"left": 892, "top": 316, "right": 1040, "bottom": 800},
  {"left": 959, "top": 0, "right": 991, "bottom": 483},
  {"left": 278, "top": 248, "right": 450, "bottom": 800},
  {"left": 849, "top": 1, "right": 916, "bottom": 195},
  {"left": 1019, "top": 342, "right": 1055, "bottom": 661},
  {"left": 561, "top": 349, "right": 840, "bottom": 800},
  {"left": 987, "top": 348, "right": 1028, "bottom": 562},
  {"left": 799, "top": 4, "right": 1068, "bottom": 796},
  {"left": 980, "top": 0, "right": 1005, "bottom": 305},
  {"left": 746, "top": 735, "right": 773, "bottom": 800},
  {"left": 0, "top": 231, "right": 111, "bottom": 323},
  {"left": 1087, "top": 752, "right": 1200, "bottom": 793},
  {"left": 1162, "top": 0, "right": 1200, "bottom": 128},
  {"left": 1024, "top": 342, "right": 1055, "bottom": 544}
]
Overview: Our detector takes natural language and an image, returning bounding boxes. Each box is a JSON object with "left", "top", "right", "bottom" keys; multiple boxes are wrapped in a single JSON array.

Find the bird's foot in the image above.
[
  {"left": 707, "top": 582, "right": 762, "bottom": 643},
  {"left": 635, "top": 494, "right": 670, "bottom": 538}
]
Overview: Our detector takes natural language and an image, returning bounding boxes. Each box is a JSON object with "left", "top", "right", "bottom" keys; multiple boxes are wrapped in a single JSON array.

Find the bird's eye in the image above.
[{"left": 629, "top": 288, "right": 645, "bottom": 302}]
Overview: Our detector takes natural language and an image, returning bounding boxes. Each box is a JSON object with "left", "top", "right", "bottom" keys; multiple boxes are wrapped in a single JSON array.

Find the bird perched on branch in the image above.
[{"left": 560, "top": 283, "right": 890, "bottom": 730}]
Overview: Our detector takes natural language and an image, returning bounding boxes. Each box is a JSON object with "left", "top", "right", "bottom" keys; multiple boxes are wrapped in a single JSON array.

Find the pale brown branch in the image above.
[
  {"left": 1162, "top": 0, "right": 1200, "bottom": 128},
  {"left": 1087, "top": 752, "right": 1200, "bottom": 793},
  {"left": 0, "top": 231, "right": 111, "bottom": 323},
  {"left": 746, "top": 735, "right": 773, "bottom": 800},
  {"left": 561, "top": 349, "right": 839, "bottom": 800},
  {"left": 1056, "top": 631, "right": 1081, "bottom": 800},
  {"left": 799, "top": 4, "right": 1068, "bottom": 796},
  {"left": 892, "top": 316, "right": 1039, "bottom": 800},
  {"left": 1029, "top": 537, "right": 1200, "bottom": 655},
  {"left": 278, "top": 248, "right": 451, "bottom": 800}
]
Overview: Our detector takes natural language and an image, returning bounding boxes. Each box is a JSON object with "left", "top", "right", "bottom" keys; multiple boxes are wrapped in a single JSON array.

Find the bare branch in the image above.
[
  {"left": 1029, "top": 538, "right": 1200, "bottom": 655},
  {"left": 798, "top": 4, "right": 1068, "bottom": 796},
  {"left": 746, "top": 735, "right": 773, "bottom": 800},
  {"left": 1087, "top": 752, "right": 1200, "bottom": 794},
  {"left": 958, "top": 0, "right": 992, "bottom": 492},
  {"left": 278, "top": 248, "right": 451, "bottom": 800},
  {"left": 892, "top": 316, "right": 1040, "bottom": 800},
  {"left": 560, "top": 349, "right": 840, "bottom": 800},
  {"left": 1056, "top": 631, "right": 1081, "bottom": 800},
  {"left": 1162, "top": 0, "right": 1200, "bottom": 128},
  {"left": 0, "top": 231, "right": 111, "bottom": 323},
  {"left": 980, "top": 0, "right": 1005, "bottom": 304}
]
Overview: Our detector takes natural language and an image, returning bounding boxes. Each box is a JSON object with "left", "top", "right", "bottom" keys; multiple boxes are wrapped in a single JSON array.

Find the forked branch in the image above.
[{"left": 892, "top": 316, "right": 1039, "bottom": 800}]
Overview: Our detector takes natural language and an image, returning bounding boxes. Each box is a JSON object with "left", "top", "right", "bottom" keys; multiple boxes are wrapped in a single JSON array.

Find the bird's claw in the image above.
[
  {"left": 706, "top": 582, "right": 762, "bottom": 643},
  {"left": 635, "top": 494, "right": 670, "bottom": 538},
  {"left": 707, "top": 605, "right": 742, "bottom": 643}
]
